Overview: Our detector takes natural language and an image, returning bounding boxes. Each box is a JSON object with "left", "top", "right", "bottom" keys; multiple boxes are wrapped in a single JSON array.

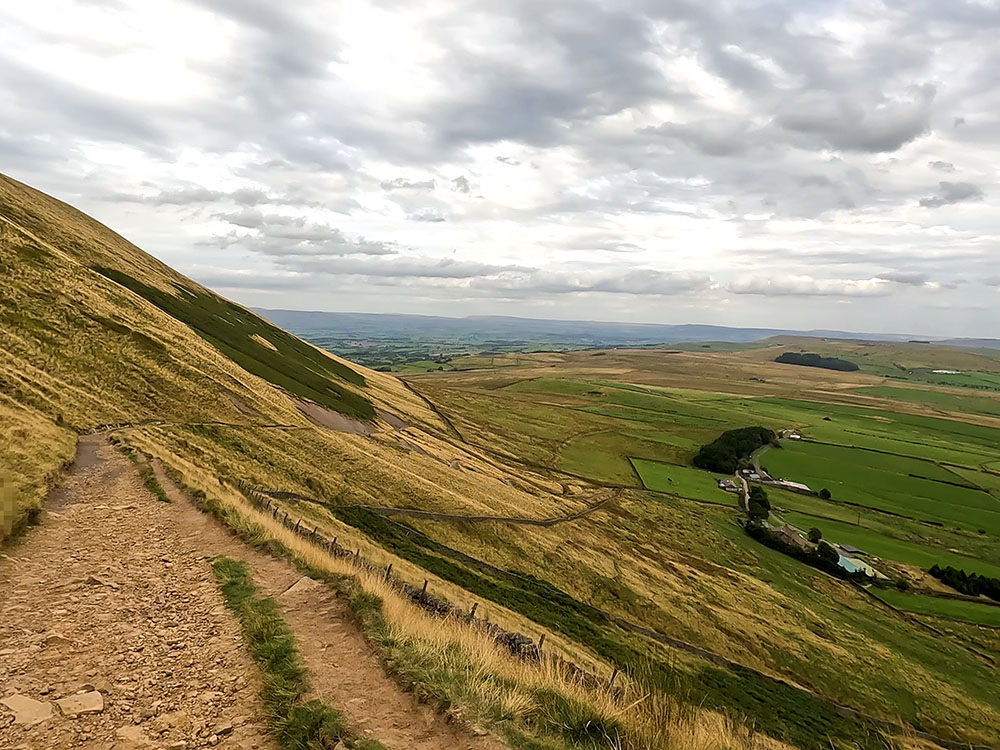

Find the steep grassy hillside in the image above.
[{"left": 2, "top": 173, "right": 794, "bottom": 750}]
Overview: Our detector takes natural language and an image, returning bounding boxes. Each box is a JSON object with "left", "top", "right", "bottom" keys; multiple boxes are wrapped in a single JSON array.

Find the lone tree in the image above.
[
  {"left": 808, "top": 527, "right": 822, "bottom": 543},
  {"left": 748, "top": 485, "right": 771, "bottom": 511},
  {"left": 816, "top": 541, "right": 840, "bottom": 564},
  {"left": 748, "top": 501, "right": 770, "bottom": 522},
  {"left": 819, "top": 488, "right": 832, "bottom": 500}
]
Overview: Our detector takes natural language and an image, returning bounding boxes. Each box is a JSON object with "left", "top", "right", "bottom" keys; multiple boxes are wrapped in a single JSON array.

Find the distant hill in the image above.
[
  {"left": 255, "top": 308, "right": 950, "bottom": 347},
  {"left": 937, "top": 338, "right": 1000, "bottom": 351}
]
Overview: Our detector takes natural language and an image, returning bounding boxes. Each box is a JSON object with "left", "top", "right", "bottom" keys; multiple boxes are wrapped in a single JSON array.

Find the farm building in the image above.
[
  {"left": 775, "top": 525, "right": 812, "bottom": 551},
  {"left": 774, "top": 479, "right": 811, "bottom": 492}
]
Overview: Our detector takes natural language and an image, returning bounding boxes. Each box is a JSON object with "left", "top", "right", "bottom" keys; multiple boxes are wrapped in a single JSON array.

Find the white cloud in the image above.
[
  {"left": 729, "top": 275, "right": 893, "bottom": 297},
  {"left": 3, "top": 0, "right": 1000, "bottom": 335}
]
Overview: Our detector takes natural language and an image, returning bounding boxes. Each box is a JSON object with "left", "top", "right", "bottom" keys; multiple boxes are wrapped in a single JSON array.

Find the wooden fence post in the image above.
[
  {"left": 538, "top": 634, "right": 546, "bottom": 652},
  {"left": 421, "top": 580, "right": 428, "bottom": 594},
  {"left": 608, "top": 668, "right": 619, "bottom": 689},
  {"left": 468, "top": 603, "right": 478, "bottom": 620},
  {"left": 385, "top": 564, "right": 393, "bottom": 581}
]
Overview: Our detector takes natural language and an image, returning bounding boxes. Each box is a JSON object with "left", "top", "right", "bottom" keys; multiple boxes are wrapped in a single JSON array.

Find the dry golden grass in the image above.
[
  {"left": 0, "top": 401, "right": 75, "bottom": 538},
  {"left": 148, "top": 453, "right": 785, "bottom": 750}
]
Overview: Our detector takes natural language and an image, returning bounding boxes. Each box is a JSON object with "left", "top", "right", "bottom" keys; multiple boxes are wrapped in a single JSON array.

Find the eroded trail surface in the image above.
[
  {"left": 1, "top": 437, "right": 502, "bottom": 750},
  {"left": 0, "top": 438, "right": 276, "bottom": 750}
]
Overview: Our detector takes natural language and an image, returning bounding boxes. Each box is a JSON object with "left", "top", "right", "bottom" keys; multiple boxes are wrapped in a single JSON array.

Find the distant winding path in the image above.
[{"left": 248, "top": 485, "right": 622, "bottom": 527}]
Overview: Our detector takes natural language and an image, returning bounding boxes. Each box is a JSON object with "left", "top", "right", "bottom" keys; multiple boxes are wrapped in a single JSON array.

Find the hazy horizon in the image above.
[{"left": 254, "top": 304, "right": 990, "bottom": 342}]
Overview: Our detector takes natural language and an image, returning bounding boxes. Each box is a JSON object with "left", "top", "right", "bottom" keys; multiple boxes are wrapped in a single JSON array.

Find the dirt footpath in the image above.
[
  {"left": 0, "top": 437, "right": 276, "bottom": 750},
  {"left": 0, "top": 436, "right": 502, "bottom": 750}
]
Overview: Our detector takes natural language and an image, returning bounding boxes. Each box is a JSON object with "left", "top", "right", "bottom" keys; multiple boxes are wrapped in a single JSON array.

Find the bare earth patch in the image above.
[{"left": 295, "top": 398, "right": 375, "bottom": 436}]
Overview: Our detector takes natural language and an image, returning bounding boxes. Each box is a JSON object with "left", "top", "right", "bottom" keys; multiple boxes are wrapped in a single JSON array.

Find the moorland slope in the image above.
[{"left": 1, "top": 173, "right": 803, "bottom": 750}]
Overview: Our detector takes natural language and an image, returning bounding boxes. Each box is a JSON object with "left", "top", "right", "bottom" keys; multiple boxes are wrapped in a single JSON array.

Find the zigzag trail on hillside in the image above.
[
  {"left": 0, "top": 437, "right": 502, "bottom": 750},
  {"left": 252, "top": 484, "right": 622, "bottom": 527}
]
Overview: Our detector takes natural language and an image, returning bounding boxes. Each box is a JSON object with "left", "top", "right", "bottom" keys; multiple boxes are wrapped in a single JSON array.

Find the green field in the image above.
[
  {"left": 737, "top": 397, "right": 1000, "bottom": 466},
  {"left": 950, "top": 466, "right": 1000, "bottom": 495},
  {"left": 857, "top": 385, "right": 1000, "bottom": 416},
  {"left": 391, "top": 360, "right": 455, "bottom": 373},
  {"left": 764, "top": 441, "right": 1000, "bottom": 535},
  {"left": 892, "top": 370, "right": 1000, "bottom": 390},
  {"left": 629, "top": 458, "right": 734, "bottom": 504},
  {"left": 780, "top": 512, "right": 1000, "bottom": 578},
  {"left": 874, "top": 589, "right": 1000, "bottom": 627}
]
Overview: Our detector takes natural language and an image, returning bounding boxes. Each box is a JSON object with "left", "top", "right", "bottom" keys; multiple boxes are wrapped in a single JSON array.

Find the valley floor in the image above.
[{"left": 0, "top": 437, "right": 498, "bottom": 750}]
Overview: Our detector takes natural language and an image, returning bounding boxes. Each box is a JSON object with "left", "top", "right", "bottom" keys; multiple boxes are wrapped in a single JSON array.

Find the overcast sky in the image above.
[{"left": 4, "top": 1, "right": 1000, "bottom": 336}]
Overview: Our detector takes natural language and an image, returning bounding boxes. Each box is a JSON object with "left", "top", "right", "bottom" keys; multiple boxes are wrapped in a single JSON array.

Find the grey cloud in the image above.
[
  {"left": 153, "top": 187, "right": 226, "bottom": 205},
  {"left": 0, "top": 51, "right": 167, "bottom": 150},
  {"left": 872, "top": 270, "right": 931, "bottom": 286},
  {"left": 641, "top": 119, "right": 761, "bottom": 157},
  {"left": 381, "top": 178, "right": 436, "bottom": 190},
  {"left": 184, "top": 266, "right": 309, "bottom": 291},
  {"left": 276, "top": 256, "right": 527, "bottom": 279},
  {"left": 419, "top": 1, "right": 680, "bottom": 149},
  {"left": 109, "top": 185, "right": 276, "bottom": 208},
  {"left": 231, "top": 188, "right": 271, "bottom": 206},
  {"left": 775, "top": 86, "right": 936, "bottom": 153},
  {"left": 467, "top": 268, "right": 712, "bottom": 297},
  {"left": 407, "top": 209, "right": 447, "bottom": 222},
  {"left": 451, "top": 176, "right": 471, "bottom": 194},
  {"left": 919, "top": 181, "right": 984, "bottom": 208},
  {"left": 928, "top": 160, "right": 955, "bottom": 172},
  {"left": 216, "top": 212, "right": 398, "bottom": 256},
  {"left": 218, "top": 208, "right": 264, "bottom": 228}
]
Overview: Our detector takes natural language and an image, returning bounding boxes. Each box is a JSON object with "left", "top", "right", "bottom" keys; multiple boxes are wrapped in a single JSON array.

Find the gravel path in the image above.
[
  {"left": 1, "top": 435, "right": 503, "bottom": 750},
  {"left": 0, "top": 437, "right": 275, "bottom": 750}
]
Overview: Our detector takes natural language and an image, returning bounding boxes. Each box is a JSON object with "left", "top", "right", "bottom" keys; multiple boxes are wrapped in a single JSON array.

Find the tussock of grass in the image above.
[
  {"left": 138, "top": 463, "right": 170, "bottom": 503},
  {"left": 113, "top": 441, "right": 170, "bottom": 502},
  {"left": 212, "top": 555, "right": 386, "bottom": 750}
]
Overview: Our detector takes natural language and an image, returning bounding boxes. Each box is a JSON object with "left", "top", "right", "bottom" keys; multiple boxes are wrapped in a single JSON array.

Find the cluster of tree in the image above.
[
  {"left": 775, "top": 352, "right": 860, "bottom": 372},
  {"left": 692, "top": 426, "right": 778, "bottom": 474},
  {"left": 745, "top": 520, "right": 872, "bottom": 583},
  {"left": 748, "top": 485, "right": 771, "bottom": 521},
  {"left": 929, "top": 565, "right": 1000, "bottom": 602}
]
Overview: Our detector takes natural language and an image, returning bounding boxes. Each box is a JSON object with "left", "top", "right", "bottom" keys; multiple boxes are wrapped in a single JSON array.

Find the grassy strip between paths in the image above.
[
  {"left": 114, "top": 441, "right": 171, "bottom": 502},
  {"left": 139, "top": 463, "right": 171, "bottom": 503},
  {"left": 211, "top": 555, "right": 387, "bottom": 750}
]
